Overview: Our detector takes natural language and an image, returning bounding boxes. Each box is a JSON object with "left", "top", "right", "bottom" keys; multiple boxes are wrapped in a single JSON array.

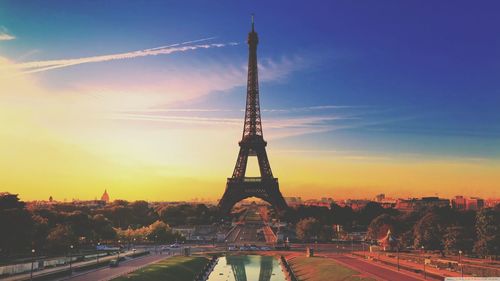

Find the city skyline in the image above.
[{"left": 1, "top": 1, "right": 499, "bottom": 201}]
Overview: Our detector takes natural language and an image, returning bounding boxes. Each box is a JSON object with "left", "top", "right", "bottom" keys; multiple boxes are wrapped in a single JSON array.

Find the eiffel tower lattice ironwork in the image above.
[{"left": 218, "top": 17, "right": 288, "bottom": 214}]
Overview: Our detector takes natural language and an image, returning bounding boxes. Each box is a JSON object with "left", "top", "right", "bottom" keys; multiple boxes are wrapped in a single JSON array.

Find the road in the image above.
[
  {"left": 3, "top": 250, "right": 140, "bottom": 281},
  {"left": 65, "top": 253, "right": 170, "bottom": 281},
  {"left": 226, "top": 205, "right": 269, "bottom": 244},
  {"left": 330, "top": 255, "right": 426, "bottom": 281}
]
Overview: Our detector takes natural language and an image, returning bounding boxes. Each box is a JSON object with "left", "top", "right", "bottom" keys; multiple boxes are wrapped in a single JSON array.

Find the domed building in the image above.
[{"left": 101, "top": 189, "right": 110, "bottom": 203}]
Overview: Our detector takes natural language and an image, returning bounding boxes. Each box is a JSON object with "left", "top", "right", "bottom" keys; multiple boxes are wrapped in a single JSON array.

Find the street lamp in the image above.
[
  {"left": 117, "top": 240, "right": 121, "bottom": 261},
  {"left": 421, "top": 245, "right": 426, "bottom": 279},
  {"left": 69, "top": 245, "right": 74, "bottom": 274},
  {"left": 351, "top": 237, "right": 354, "bottom": 253},
  {"left": 155, "top": 235, "right": 158, "bottom": 254},
  {"left": 459, "top": 250, "right": 463, "bottom": 277},
  {"left": 397, "top": 247, "right": 400, "bottom": 271},
  {"left": 97, "top": 242, "right": 101, "bottom": 264},
  {"left": 30, "top": 249, "right": 36, "bottom": 280}
]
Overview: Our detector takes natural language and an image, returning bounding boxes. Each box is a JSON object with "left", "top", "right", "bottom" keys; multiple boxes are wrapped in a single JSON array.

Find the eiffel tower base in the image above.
[{"left": 218, "top": 178, "right": 288, "bottom": 215}]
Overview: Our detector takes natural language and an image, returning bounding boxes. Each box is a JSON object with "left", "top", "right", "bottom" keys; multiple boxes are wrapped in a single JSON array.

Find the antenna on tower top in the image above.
[{"left": 251, "top": 13, "right": 255, "bottom": 32}]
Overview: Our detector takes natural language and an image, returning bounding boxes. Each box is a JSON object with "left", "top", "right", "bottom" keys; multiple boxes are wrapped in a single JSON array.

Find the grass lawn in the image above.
[
  {"left": 289, "top": 256, "right": 376, "bottom": 281},
  {"left": 112, "top": 256, "right": 209, "bottom": 281}
]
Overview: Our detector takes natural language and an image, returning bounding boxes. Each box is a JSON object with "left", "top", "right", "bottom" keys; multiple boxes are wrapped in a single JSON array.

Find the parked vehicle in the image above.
[{"left": 109, "top": 259, "right": 119, "bottom": 267}]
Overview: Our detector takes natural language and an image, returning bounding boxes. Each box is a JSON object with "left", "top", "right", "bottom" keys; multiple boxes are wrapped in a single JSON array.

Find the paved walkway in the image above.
[
  {"left": 65, "top": 253, "right": 171, "bottom": 281},
  {"left": 3, "top": 250, "right": 138, "bottom": 281},
  {"left": 356, "top": 251, "right": 467, "bottom": 279},
  {"left": 330, "top": 255, "right": 426, "bottom": 281}
]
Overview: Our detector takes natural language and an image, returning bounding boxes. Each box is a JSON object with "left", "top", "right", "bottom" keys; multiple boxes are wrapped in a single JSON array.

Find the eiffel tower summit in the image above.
[{"left": 218, "top": 16, "right": 288, "bottom": 214}]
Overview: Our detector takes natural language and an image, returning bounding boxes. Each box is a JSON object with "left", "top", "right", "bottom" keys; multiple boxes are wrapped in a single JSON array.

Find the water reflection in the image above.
[{"left": 207, "top": 255, "right": 286, "bottom": 281}]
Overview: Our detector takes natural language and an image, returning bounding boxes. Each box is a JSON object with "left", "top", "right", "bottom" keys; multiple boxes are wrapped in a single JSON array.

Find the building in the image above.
[
  {"left": 451, "top": 196, "right": 485, "bottom": 210},
  {"left": 466, "top": 197, "right": 484, "bottom": 210},
  {"left": 303, "top": 199, "right": 331, "bottom": 208},
  {"left": 172, "top": 225, "right": 219, "bottom": 241},
  {"left": 101, "top": 189, "right": 110, "bottom": 203},
  {"left": 375, "top": 194, "right": 385, "bottom": 202},
  {"left": 484, "top": 198, "right": 500, "bottom": 208},
  {"left": 395, "top": 197, "right": 450, "bottom": 212},
  {"left": 172, "top": 226, "right": 196, "bottom": 240},
  {"left": 343, "top": 199, "right": 371, "bottom": 210},
  {"left": 284, "top": 197, "right": 302, "bottom": 207},
  {"left": 451, "top": 196, "right": 467, "bottom": 210}
]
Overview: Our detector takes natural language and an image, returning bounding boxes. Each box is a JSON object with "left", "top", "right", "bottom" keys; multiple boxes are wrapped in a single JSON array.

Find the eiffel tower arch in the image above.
[{"left": 218, "top": 17, "right": 288, "bottom": 215}]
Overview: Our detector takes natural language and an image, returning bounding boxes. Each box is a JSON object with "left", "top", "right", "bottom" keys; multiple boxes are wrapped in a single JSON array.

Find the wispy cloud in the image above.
[
  {"left": 109, "top": 108, "right": 360, "bottom": 139},
  {"left": 120, "top": 105, "right": 359, "bottom": 114},
  {"left": 14, "top": 38, "right": 238, "bottom": 74},
  {"left": 109, "top": 113, "right": 241, "bottom": 126},
  {"left": 0, "top": 26, "right": 15, "bottom": 41}
]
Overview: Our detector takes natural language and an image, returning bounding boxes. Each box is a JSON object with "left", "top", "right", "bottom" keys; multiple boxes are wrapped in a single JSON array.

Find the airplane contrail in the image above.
[
  {"left": 143, "top": 37, "right": 217, "bottom": 52},
  {"left": 16, "top": 38, "right": 238, "bottom": 74}
]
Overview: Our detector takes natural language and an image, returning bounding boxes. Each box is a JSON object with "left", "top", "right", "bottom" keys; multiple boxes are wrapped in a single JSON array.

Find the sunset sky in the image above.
[{"left": 0, "top": 1, "right": 499, "bottom": 202}]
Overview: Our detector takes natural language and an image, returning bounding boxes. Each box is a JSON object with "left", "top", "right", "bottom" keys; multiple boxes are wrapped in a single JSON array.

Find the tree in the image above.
[
  {"left": 32, "top": 215, "right": 49, "bottom": 252},
  {"left": 158, "top": 204, "right": 218, "bottom": 226},
  {"left": 129, "top": 200, "right": 158, "bottom": 227},
  {"left": 474, "top": 208, "right": 500, "bottom": 258},
  {"left": 367, "top": 214, "right": 397, "bottom": 241},
  {"left": 444, "top": 226, "right": 472, "bottom": 254},
  {"left": 46, "top": 224, "right": 76, "bottom": 254},
  {"left": 92, "top": 214, "right": 116, "bottom": 241},
  {"left": 330, "top": 204, "right": 354, "bottom": 231},
  {"left": 413, "top": 212, "right": 445, "bottom": 251},
  {"left": 296, "top": 217, "right": 321, "bottom": 241},
  {"left": 66, "top": 211, "right": 93, "bottom": 240},
  {"left": 0, "top": 194, "right": 34, "bottom": 257},
  {"left": 147, "top": 220, "right": 179, "bottom": 243},
  {"left": 357, "top": 202, "right": 386, "bottom": 227}
]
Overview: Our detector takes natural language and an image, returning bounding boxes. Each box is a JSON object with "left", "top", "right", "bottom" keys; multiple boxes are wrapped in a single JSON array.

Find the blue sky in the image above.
[{"left": 0, "top": 1, "right": 499, "bottom": 200}]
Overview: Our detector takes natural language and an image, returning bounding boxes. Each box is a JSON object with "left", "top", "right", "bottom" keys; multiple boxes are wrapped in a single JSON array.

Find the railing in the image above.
[
  {"left": 279, "top": 256, "right": 298, "bottom": 281},
  {"left": 243, "top": 177, "right": 262, "bottom": 182},
  {"left": 194, "top": 256, "right": 219, "bottom": 281},
  {"left": 227, "top": 177, "right": 278, "bottom": 183}
]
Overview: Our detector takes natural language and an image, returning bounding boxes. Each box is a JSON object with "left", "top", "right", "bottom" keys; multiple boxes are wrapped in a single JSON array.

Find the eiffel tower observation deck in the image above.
[{"left": 218, "top": 16, "right": 288, "bottom": 214}]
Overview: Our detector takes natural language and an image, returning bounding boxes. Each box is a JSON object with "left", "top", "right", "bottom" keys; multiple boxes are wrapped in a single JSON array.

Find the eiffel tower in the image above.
[{"left": 218, "top": 16, "right": 288, "bottom": 214}]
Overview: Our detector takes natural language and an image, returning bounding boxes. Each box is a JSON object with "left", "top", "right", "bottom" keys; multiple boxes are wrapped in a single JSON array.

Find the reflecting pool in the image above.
[{"left": 207, "top": 255, "right": 287, "bottom": 281}]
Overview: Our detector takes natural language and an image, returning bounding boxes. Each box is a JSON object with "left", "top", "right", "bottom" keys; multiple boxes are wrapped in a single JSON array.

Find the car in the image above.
[
  {"left": 169, "top": 243, "right": 180, "bottom": 248},
  {"left": 109, "top": 259, "right": 119, "bottom": 267}
]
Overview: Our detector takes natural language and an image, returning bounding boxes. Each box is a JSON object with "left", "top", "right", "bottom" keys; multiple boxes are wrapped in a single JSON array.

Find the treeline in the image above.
[
  {"left": 0, "top": 194, "right": 218, "bottom": 258},
  {"left": 367, "top": 206, "right": 499, "bottom": 257},
  {"left": 288, "top": 202, "right": 500, "bottom": 258}
]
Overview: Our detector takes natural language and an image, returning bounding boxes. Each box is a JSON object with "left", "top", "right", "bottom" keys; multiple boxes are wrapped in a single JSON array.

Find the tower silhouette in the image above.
[{"left": 218, "top": 17, "right": 288, "bottom": 214}]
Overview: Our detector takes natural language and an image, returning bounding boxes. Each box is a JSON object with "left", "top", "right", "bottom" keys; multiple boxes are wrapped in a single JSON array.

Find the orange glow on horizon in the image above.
[{"left": 1, "top": 57, "right": 499, "bottom": 203}]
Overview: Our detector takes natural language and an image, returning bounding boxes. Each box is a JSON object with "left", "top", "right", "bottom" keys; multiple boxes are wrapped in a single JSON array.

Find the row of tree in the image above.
[
  {"left": 0, "top": 194, "right": 217, "bottom": 258},
  {"left": 292, "top": 202, "right": 499, "bottom": 258},
  {"left": 366, "top": 206, "right": 499, "bottom": 257}
]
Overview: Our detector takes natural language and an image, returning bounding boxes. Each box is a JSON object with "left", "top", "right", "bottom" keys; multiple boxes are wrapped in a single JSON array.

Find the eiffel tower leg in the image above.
[
  {"left": 218, "top": 183, "right": 245, "bottom": 215},
  {"left": 255, "top": 146, "right": 273, "bottom": 179},
  {"left": 232, "top": 147, "right": 249, "bottom": 178},
  {"left": 218, "top": 178, "right": 288, "bottom": 215}
]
